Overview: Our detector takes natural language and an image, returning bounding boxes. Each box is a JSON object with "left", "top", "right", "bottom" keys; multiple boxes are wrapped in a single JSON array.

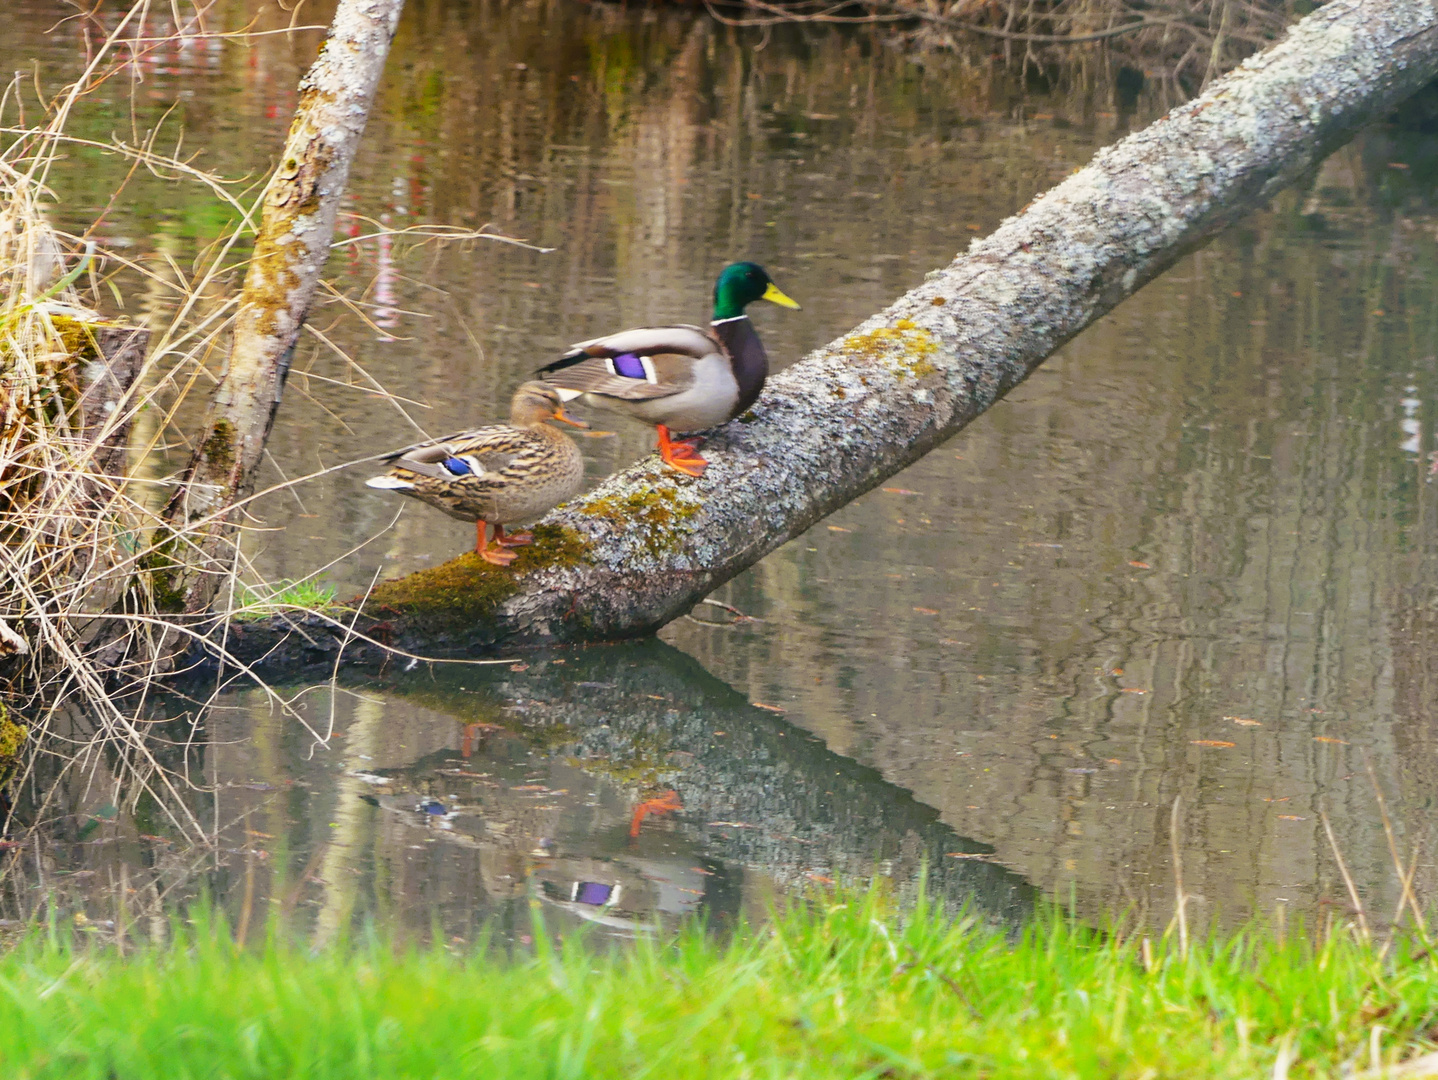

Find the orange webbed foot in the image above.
[
  {"left": 661, "top": 451, "right": 708, "bottom": 477},
  {"left": 480, "top": 544, "right": 517, "bottom": 566},
  {"left": 656, "top": 425, "right": 708, "bottom": 477}
]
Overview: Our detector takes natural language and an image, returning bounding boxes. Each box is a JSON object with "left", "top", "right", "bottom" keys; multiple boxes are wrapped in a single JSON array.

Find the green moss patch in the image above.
[
  {"left": 364, "top": 523, "right": 590, "bottom": 634},
  {"left": 578, "top": 484, "right": 701, "bottom": 558},
  {"left": 0, "top": 703, "right": 26, "bottom": 763}
]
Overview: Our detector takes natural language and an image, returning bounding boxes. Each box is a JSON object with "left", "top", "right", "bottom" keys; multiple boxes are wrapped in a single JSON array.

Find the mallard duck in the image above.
[
  {"left": 365, "top": 381, "right": 586, "bottom": 566},
  {"left": 536, "top": 262, "right": 799, "bottom": 476}
]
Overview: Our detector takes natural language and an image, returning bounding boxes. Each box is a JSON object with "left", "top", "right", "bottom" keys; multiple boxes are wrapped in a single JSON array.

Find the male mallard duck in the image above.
[
  {"left": 535, "top": 261, "right": 799, "bottom": 476},
  {"left": 364, "top": 381, "right": 586, "bottom": 566}
]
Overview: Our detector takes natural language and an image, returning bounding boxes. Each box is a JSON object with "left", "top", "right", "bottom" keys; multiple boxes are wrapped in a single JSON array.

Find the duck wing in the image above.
[
  {"left": 537, "top": 325, "right": 720, "bottom": 402},
  {"left": 379, "top": 426, "right": 538, "bottom": 481}
]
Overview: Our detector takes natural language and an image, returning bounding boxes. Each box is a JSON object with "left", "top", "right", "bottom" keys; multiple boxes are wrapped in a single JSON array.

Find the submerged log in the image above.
[
  {"left": 221, "top": 0, "right": 1438, "bottom": 664},
  {"left": 161, "top": 0, "right": 406, "bottom": 615}
]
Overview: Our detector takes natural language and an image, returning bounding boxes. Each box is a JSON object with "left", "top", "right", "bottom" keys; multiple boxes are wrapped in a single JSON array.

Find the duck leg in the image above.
[
  {"left": 476, "top": 521, "right": 517, "bottom": 566},
  {"left": 656, "top": 424, "right": 707, "bottom": 477},
  {"left": 494, "top": 523, "right": 533, "bottom": 548}
]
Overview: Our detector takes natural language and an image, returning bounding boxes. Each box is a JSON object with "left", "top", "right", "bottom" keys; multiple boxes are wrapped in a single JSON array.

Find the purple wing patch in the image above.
[{"left": 610, "top": 352, "right": 647, "bottom": 380}]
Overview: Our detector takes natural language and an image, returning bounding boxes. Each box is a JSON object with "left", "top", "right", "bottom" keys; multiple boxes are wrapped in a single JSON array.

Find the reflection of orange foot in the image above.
[
  {"left": 656, "top": 425, "right": 707, "bottom": 477},
  {"left": 629, "top": 790, "right": 682, "bottom": 838},
  {"left": 460, "top": 721, "right": 505, "bottom": 758}
]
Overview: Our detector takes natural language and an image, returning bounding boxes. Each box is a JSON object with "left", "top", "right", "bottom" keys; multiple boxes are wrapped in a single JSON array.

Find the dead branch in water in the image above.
[{"left": 159, "top": 0, "right": 406, "bottom": 617}]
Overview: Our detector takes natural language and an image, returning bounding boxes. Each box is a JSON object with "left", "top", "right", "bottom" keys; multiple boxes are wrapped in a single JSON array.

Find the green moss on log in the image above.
[
  {"left": 199, "top": 419, "right": 236, "bottom": 475},
  {"left": 577, "top": 484, "right": 701, "bottom": 558},
  {"left": 138, "top": 536, "right": 189, "bottom": 614},
  {"left": 0, "top": 703, "right": 26, "bottom": 786},
  {"left": 364, "top": 523, "right": 590, "bottom": 633}
]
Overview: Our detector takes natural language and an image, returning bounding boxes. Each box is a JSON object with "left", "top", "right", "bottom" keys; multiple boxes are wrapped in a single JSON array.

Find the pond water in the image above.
[{"left": 5, "top": 0, "right": 1438, "bottom": 943}]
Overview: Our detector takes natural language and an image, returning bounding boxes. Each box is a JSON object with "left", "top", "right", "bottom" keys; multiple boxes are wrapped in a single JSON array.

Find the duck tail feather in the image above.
[
  {"left": 536, "top": 347, "right": 590, "bottom": 376},
  {"left": 365, "top": 475, "right": 415, "bottom": 491}
]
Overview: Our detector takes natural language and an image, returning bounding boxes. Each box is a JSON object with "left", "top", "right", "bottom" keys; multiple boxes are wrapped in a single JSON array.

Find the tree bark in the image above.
[
  {"left": 75, "top": 322, "right": 150, "bottom": 485},
  {"left": 221, "top": 0, "right": 1438, "bottom": 664},
  {"left": 162, "top": 0, "right": 405, "bottom": 614}
]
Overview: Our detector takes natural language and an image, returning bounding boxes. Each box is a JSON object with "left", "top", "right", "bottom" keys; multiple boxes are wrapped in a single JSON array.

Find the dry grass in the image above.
[
  {"left": 711, "top": 0, "right": 1301, "bottom": 98},
  {"left": 0, "top": 2, "right": 526, "bottom": 894}
]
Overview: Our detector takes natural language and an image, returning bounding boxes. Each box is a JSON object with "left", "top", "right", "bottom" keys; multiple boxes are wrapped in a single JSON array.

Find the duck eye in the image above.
[{"left": 442, "top": 456, "right": 472, "bottom": 476}]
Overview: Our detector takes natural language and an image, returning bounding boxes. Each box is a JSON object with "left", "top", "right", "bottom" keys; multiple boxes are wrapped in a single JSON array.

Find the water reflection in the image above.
[
  {"left": 4, "top": 0, "right": 1438, "bottom": 934},
  {"left": 5, "top": 644, "right": 1034, "bottom": 942}
]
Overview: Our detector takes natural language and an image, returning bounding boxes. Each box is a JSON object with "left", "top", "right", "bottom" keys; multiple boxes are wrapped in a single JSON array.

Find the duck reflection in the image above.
[
  {"left": 349, "top": 718, "right": 730, "bottom": 939},
  {"left": 13, "top": 640, "right": 1036, "bottom": 944}
]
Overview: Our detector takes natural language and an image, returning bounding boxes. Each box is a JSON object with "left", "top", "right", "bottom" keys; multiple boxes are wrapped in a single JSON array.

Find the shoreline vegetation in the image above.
[
  {"left": 708, "top": 0, "right": 1302, "bottom": 98},
  {"left": 5, "top": 888, "right": 1438, "bottom": 1079}
]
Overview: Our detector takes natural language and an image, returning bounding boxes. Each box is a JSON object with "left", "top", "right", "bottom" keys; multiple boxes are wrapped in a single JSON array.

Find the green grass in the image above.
[
  {"left": 2, "top": 890, "right": 1436, "bottom": 1078},
  {"left": 231, "top": 577, "right": 339, "bottom": 620}
]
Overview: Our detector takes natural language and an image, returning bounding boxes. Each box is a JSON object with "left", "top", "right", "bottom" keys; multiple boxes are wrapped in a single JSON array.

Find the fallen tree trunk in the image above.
[
  {"left": 161, "top": 0, "right": 405, "bottom": 615},
  {"left": 221, "top": 0, "right": 1438, "bottom": 666}
]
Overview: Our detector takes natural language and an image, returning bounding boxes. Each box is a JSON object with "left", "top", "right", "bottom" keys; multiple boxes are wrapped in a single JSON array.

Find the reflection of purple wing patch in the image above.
[
  {"left": 575, "top": 882, "right": 614, "bottom": 906},
  {"left": 610, "top": 353, "right": 647, "bottom": 380}
]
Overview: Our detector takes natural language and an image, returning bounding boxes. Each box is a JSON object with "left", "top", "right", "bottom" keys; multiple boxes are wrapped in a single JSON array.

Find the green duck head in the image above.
[{"left": 712, "top": 262, "right": 801, "bottom": 320}]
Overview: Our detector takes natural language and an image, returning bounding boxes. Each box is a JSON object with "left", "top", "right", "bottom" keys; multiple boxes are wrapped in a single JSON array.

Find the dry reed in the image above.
[{"left": 0, "top": 2, "right": 526, "bottom": 914}]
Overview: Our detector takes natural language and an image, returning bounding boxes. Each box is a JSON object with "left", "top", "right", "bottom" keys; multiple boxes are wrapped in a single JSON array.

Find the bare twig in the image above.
[{"left": 1320, "top": 808, "right": 1371, "bottom": 942}]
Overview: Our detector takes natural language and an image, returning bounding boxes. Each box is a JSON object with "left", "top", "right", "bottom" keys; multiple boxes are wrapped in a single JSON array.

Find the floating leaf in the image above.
[
  {"left": 1277, "top": 815, "right": 1307, "bottom": 821},
  {"left": 1128, "top": 561, "right": 1151, "bottom": 569},
  {"left": 883, "top": 487, "right": 921, "bottom": 496},
  {"left": 1120, "top": 688, "right": 1148, "bottom": 695},
  {"left": 827, "top": 525, "right": 852, "bottom": 533},
  {"left": 1313, "top": 736, "right": 1348, "bottom": 745},
  {"left": 1191, "top": 740, "right": 1236, "bottom": 748},
  {"left": 752, "top": 702, "right": 786, "bottom": 713},
  {"left": 1226, "top": 717, "right": 1263, "bottom": 727},
  {"left": 913, "top": 607, "right": 939, "bottom": 615}
]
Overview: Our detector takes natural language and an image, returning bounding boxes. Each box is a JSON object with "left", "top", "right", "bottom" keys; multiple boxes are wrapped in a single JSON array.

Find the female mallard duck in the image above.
[
  {"left": 536, "top": 262, "right": 799, "bottom": 477},
  {"left": 364, "top": 381, "right": 586, "bottom": 566}
]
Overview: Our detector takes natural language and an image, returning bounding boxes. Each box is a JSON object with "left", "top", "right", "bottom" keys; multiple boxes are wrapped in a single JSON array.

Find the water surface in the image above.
[{"left": 5, "top": 0, "right": 1438, "bottom": 939}]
